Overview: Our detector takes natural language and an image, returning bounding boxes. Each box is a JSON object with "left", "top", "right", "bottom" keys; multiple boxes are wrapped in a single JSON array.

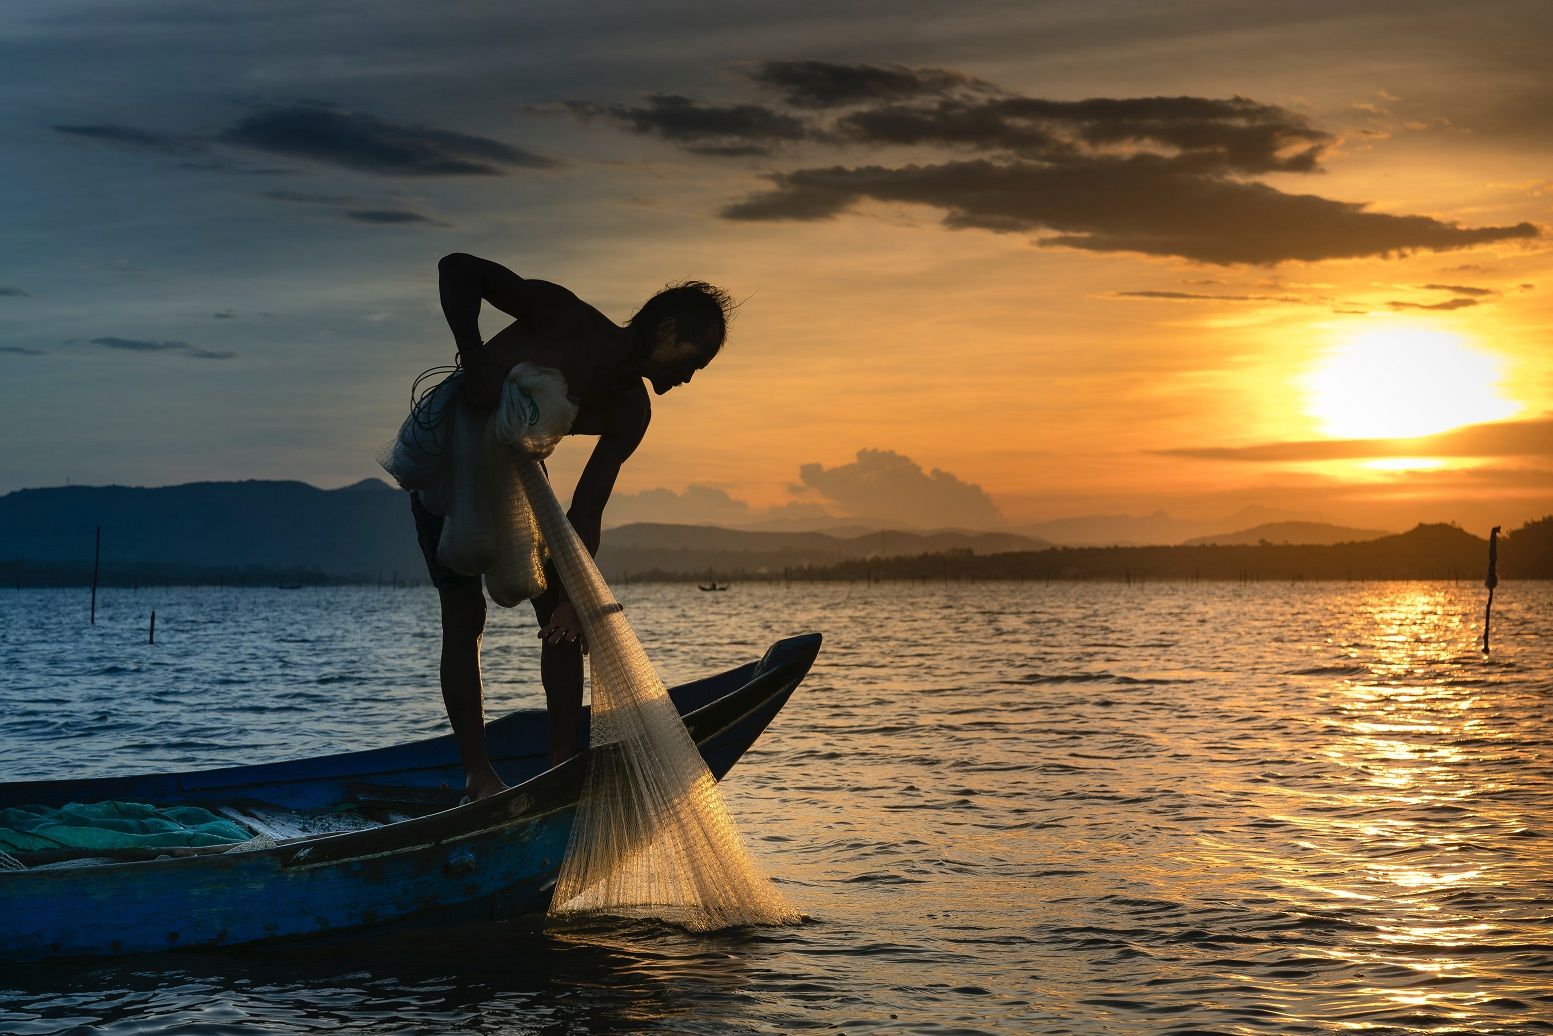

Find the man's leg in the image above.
[
  {"left": 438, "top": 578, "right": 508, "bottom": 800},
  {"left": 415, "top": 494, "right": 506, "bottom": 801},
  {"left": 541, "top": 637, "right": 584, "bottom": 768},
  {"left": 532, "top": 572, "right": 584, "bottom": 768}
]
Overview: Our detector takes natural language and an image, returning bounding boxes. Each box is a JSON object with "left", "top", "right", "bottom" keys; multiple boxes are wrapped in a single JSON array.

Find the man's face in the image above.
[{"left": 647, "top": 323, "right": 717, "bottom": 395}]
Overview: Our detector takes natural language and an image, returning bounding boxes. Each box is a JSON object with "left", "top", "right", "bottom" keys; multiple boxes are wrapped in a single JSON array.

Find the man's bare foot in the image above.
[
  {"left": 464, "top": 780, "right": 507, "bottom": 802},
  {"left": 464, "top": 765, "right": 508, "bottom": 802}
]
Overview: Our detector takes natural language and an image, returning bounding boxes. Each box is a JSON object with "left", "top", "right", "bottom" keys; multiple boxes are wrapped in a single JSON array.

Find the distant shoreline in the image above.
[{"left": 6, "top": 522, "right": 1549, "bottom": 588}]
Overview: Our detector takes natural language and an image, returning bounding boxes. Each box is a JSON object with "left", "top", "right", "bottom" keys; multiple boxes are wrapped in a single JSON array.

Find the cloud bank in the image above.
[
  {"left": 798, "top": 448, "right": 1003, "bottom": 529},
  {"left": 219, "top": 104, "right": 555, "bottom": 176},
  {"left": 1160, "top": 416, "right": 1553, "bottom": 462},
  {"left": 89, "top": 337, "right": 235, "bottom": 360},
  {"left": 555, "top": 61, "right": 1538, "bottom": 265}
]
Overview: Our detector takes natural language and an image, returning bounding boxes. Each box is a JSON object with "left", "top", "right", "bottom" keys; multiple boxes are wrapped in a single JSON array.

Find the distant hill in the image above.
[
  {"left": 0, "top": 478, "right": 425, "bottom": 583},
  {"left": 0, "top": 479, "right": 1049, "bottom": 586},
  {"left": 597, "top": 523, "right": 1049, "bottom": 580},
  {"left": 704, "top": 521, "right": 1553, "bottom": 582},
  {"left": 1018, "top": 506, "right": 1328, "bottom": 546},
  {"left": 7, "top": 480, "right": 1543, "bottom": 585},
  {"left": 1184, "top": 521, "right": 1392, "bottom": 546}
]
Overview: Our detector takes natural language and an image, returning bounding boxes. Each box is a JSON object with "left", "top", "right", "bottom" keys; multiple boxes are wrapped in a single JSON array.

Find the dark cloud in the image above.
[
  {"left": 722, "top": 157, "right": 1539, "bottom": 265},
  {"left": 1445, "top": 465, "right": 1553, "bottom": 486},
  {"left": 558, "top": 62, "right": 1538, "bottom": 266},
  {"left": 1116, "top": 290, "right": 1299, "bottom": 302},
  {"left": 220, "top": 104, "right": 554, "bottom": 175},
  {"left": 344, "top": 209, "right": 443, "bottom": 225},
  {"left": 89, "top": 336, "right": 234, "bottom": 360},
  {"left": 559, "top": 95, "right": 808, "bottom": 156},
  {"left": 1, "top": 286, "right": 33, "bottom": 297},
  {"left": 834, "top": 95, "right": 1331, "bottom": 173},
  {"left": 1388, "top": 298, "right": 1480, "bottom": 311},
  {"left": 260, "top": 189, "right": 355, "bottom": 205},
  {"left": 259, "top": 189, "right": 442, "bottom": 226},
  {"left": 0, "top": 346, "right": 46, "bottom": 355},
  {"left": 834, "top": 100, "right": 1066, "bottom": 159},
  {"left": 1420, "top": 283, "right": 1494, "bottom": 296},
  {"left": 752, "top": 61, "right": 987, "bottom": 109},
  {"left": 1159, "top": 416, "right": 1553, "bottom": 462},
  {"left": 798, "top": 449, "right": 1003, "bottom": 529},
  {"left": 52, "top": 123, "right": 204, "bottom": 155}
]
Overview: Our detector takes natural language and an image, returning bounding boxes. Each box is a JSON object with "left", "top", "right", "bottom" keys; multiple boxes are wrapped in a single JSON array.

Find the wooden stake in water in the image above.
[
  {"left": 90, "top": 525, "right": 101, "bottom": 625},
  {"left": 149, "top": 610, "right": 156, "bottom": 645},
  {"left": 1482, "top": 525, "right": 1501, "bottom": 655}
]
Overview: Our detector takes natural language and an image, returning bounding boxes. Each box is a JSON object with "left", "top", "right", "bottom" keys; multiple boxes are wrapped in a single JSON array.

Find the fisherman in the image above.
[{"left": 413, "top": 252, "right": 731, "bottom": 800}]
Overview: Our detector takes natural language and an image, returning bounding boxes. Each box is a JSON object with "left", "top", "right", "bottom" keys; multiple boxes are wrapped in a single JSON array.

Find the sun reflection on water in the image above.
[{"left": 1266, "top": 584, "right": 1545, "bottom": 1024}]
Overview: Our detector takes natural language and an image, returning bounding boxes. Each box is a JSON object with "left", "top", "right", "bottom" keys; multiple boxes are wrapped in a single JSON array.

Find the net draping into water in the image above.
[{"left": 514, "top": 456, "right": 800, "bottom": 931}]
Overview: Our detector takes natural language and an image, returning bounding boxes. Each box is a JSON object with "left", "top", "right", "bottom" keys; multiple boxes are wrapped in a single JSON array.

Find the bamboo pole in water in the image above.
[
  {"left": 1482, "top": 525, "right": 1500, "bottom": 655},
  {"left": 90, "top": 525, "right": 100, "bottom": 625}
]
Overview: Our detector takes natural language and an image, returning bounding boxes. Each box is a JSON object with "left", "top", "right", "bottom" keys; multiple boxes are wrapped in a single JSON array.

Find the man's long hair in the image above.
[{"left": 626, "top": 281, "right": 734, "bottom": 361}]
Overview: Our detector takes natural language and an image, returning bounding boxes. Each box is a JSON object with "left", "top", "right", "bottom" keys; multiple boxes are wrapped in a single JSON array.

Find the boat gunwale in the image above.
[{"left": 2, "top": 635, "right": 820, "bottom": 876}]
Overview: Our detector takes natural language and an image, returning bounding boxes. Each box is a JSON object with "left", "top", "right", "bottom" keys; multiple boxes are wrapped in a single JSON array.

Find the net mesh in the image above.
[{"left": 514, "top": 457, "right": 801, "bottom": 931}]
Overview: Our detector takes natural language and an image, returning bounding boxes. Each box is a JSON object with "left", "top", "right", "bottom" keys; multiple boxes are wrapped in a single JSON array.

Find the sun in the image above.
[{"left": 1302, "top": 324, "right": 1518, "bottom": 439}]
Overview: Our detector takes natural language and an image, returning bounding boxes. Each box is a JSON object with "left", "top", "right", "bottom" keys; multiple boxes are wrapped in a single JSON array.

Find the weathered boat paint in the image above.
[{"left": 0, "top": 633, "right": 820, "bottom": 962}]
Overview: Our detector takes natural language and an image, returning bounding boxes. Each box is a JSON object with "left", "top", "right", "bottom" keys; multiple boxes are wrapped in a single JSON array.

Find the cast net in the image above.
[{"left": 512, "top": 456, "right": 801, "bottom": 932}]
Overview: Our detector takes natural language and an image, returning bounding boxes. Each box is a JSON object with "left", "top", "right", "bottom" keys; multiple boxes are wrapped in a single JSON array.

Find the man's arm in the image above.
[
  {"left": 567, "top": 405, "right": 650, "bottom": 556},
  {"left": 438, "top": 253, "right": 532, "bottom": 357},
  {"left": 439, "top": 253, "right": 602, "bottom": 408},
  {"left": 537, "top": 393, "right": 649, "bottom": 651}
]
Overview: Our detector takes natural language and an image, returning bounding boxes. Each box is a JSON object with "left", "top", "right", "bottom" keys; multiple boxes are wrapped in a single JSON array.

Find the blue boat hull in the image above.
[{"left": 0, "top": 633, "right": 821, "bottom": 962}]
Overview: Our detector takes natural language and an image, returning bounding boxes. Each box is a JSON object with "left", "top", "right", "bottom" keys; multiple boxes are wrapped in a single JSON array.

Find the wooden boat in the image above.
[
  {"left": 698, "top": 583, "right": 730, "bottom": 591},
  {"left": 0, "top": 633, "right": 821, "bottom": 963}
]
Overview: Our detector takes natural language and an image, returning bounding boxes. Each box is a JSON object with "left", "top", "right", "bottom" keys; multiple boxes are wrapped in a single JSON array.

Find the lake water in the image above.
[{"left": 2, "top": 581, "right": 1551, "bottom": 1035}]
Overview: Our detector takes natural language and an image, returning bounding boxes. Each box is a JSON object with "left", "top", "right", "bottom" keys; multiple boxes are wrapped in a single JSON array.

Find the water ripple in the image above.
[{"left": 2, "top": 581, "right": 1551, "bottom": 1034}]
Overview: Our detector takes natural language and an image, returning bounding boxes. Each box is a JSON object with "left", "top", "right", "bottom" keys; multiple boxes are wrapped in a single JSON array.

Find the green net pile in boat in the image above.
[
  {"left": 515, "top": 456, "right": 800, "bottom": 931},
  {"left": 0, "top": 802, "right": 253, "bottom": 854}
]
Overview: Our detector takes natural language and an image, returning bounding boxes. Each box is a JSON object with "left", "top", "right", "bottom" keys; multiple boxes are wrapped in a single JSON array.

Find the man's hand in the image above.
[
  {"left": 459, "top": 349, "right": 505, "bottom": 411},
  {"left": 539, "top": 600, "right": 588, "bottom": 653}
]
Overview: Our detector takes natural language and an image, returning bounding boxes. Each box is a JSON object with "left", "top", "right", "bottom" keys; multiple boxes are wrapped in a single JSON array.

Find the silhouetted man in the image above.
[{"left": 417, "top": 252, "right": 731, "bottom": 800}]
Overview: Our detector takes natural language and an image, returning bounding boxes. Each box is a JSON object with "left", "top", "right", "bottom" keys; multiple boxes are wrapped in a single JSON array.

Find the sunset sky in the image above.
[{"left": 2, "top": 1, "right": 1549, "bottom": 536}]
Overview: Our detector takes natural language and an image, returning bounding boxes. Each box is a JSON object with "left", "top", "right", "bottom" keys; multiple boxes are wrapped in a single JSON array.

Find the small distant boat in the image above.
[
  {"left": 0, "top": 633, "right": 821, "bottom": 962},
  {"left": 698, "top": 582, "right": 730, "bottom": 592}
]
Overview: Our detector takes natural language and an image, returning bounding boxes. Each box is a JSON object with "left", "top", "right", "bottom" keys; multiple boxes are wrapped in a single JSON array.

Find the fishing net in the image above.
[
  {"left": 380, "top": 362, "right": 575, "bottom": 606},
  {"left": 432, "top": 367, "right": 793, "bottom": 931},
  {"left": 378, "top": 368, "right": 461, "bottom": 516},
  {"left": 515, "top": 457, "right": 800, "bottom": 931}
]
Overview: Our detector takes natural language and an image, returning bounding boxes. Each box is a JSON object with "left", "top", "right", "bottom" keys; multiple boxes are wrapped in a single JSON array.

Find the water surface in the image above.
[{"left": 2, "top": 581, "right": 1551, "bottom": 1034}]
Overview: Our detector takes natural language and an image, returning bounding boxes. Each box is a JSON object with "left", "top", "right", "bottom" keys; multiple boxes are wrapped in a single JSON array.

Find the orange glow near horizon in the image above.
[
  {"left": 1302, "top": 325, "right": 1519, "bottom": 440},
  {"left": 1360, "top": 457, "right": 1451, "bottom": 472}
]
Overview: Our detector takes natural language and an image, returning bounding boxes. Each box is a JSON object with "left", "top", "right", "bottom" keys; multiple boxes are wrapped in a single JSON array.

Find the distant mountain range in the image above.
[
  {"left": 596, "top": 523, "right": 1049, "bottom": 581},
  {"left": 0, "top": 478, "right": 426, "bottom": 584},
  {"left": 1183, "top": 521, "right": 1391, "bottom": 547},
  {"left": 768, "top": 520, "right": 1553, "bottom": 582},
  {"left": 0, "top": 479, "right": 1047, "bottom": 585},
  {"left": 6, "top": 478, "right": 1533, "bottom": 585},
  {"left": 1013, "top": 506, "right": 1352, "bottom": 546}
]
